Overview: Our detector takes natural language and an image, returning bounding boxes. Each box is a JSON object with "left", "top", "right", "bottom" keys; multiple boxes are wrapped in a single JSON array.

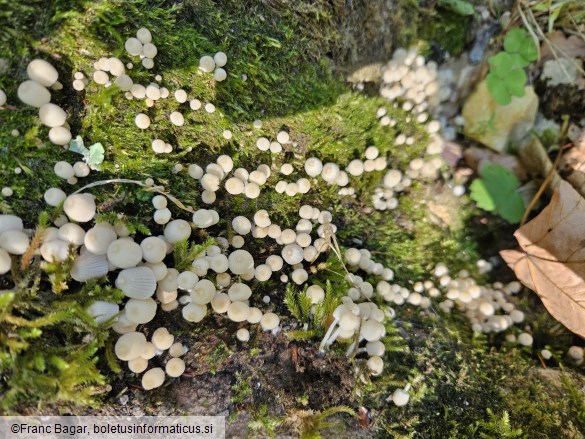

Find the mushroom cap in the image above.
[
  {"left": 116, "top": 266, "right": 157, "bottom": 299},
  {"left": 140, "top": 236, "right": 167, "bottom": 263},
  {"left": 199, "top": 56, "right": 215, "bottom": 72},
  {"left": 142, "top": 367, "right": 165, "bottom": 390},
  {"left": 0, "top": 215, "right": 23, "bottom": 234},
  {"left": 281, "top": 244, "right": 304, "bottom": 265},
  {"left": 166, "top": 357, "right": 186, "bottom": 377},
  {"left": 58, "top": 222, "right": 85, "bottom": 245},
  {"left": 84, "top": 225, "right": 117, "bottom": 255},
  {"left": 260, "top": 312, "right": 280, "bottom": 331},
  {"left": 190, "top": 279, "right": 216, "bottom": 304},
  {"left": 115, "top": 331, "right": 147, "bottom": 361},
  {"left": 213, "top": 68, "right": 227, "bottom": 82},
  {"left": 265, "top": 255, "right": 283, "bottom": 272},
  {"left": 255, "top": 264, "right": 272, "bottom": 282},
  {"left": 232, "top": 216, "right": 252, "bottom": 235},
  {"left": 43, "top": 187, "right": 67, "bottom": 207},
  {"left": 253, "top": 209, "right": 271, "bottom": 228},
  {"left": 367, "top": 356, "right": 384, "bottom": 376},
  {"left": 276, "top": 131, "right": 290, "bottom": 144},
  {"left": 170, "top": 111, "right": 185, "bottom": 126},
  {"left": 0, "top": 230, "right": 29, "bottom": 255},
  {"left": 304, "top": 157, "right": 323, "bottom": 177},
  {"left": 164, "top": 219, "right": 191, "bottom": 243},
  {"left": 63, "top": 193, "right": 96, "bottom": 223},
  {"left": 361, "top": 320, "right": 385, "bottom": 342},
  {"left": 236, "top": 328, "right": 250, "bottom": 342},
  {"left": 114, "top": 74, "right": 133, "bottom": 91},
  {"left": 135, "top": 113, "right": 151, "bottom": 129},
  {"left": 54, "top": 161, "right": 75, "bottom": 179},
  {"left": 225, "top": 177, "right": 245, "bottom": 195},
  {"left": 152, "top": 327, "right": 175, "bottom": 350},
  {"left": 0, "top": 89, "right": 5, "bottom": 106},
  {"left": 291, "top": 268, "right": 308, "bottom": 285},
  {"left": 246, "top": 307, "right": 263, "bottom": 324},
  {"left": 17, "top": 80, "right": 51, "bottom": 107},
  {"left": 392, "top": 387, "right": 410, "bottom": 406},
  {"left": 227, "top": 282, "right": 252, "bottom": 301},
  {"left": 209, "top": 254, "right": 229, "bottom": 273},
  {"left": 227, "top": 301, "right": 250, "bottom": 322},
  {"left": 177, "top": 270, "right": 199, "bottom": 290},
  {"left": 216, "top": 155, "right": 234, "bottom": 173},
  {"left": 27, "top": 59, "right": 59, "bottom": 87},
  {"left": 125, "top": 298, "right": 157, "bottom": 324},
  {"left": 192, "top": 209, "right": 214, "bottom": 228},
  {"left": 306, "top": 285, "right": 325, "bottom": 304},
  {"left": 244, "top": 182, "right": 260, "bottom": 198},
  {"left": 347, "top": 159, "right": 364, "bottom": 177},
  {"left": 214, "top": 51, "right": 228, "bottom": 67},
  {"left": 128, "top": 357, "right": 148, "bottom": 373},
  {"left": 384, "top": 170, "right": 402, "bottom": 188},
  {"left": 211, "top": 292, "right": 231, "bottom": 313},
  {"left": 169, "top": 342, "right": 186, "bottom": 357},
  {"left": 40, "top": 239, "right": 69, "bottom": 262},
  {"left": 228, "top": 249, "right": 254, "bottom": 274},
  {"left": 136, "top": 27, "right": 152, "bottom": 44},
  {"left": 73, "top": 161, "right": 91, "bottom": 177},
  {"left": 142, "top": 43, "right": 158, "bottom": 59},
  {"left": 107, "top": 239, "right": 142, "bottom": 268},
  {"left": 182, "top": 303, "right": 207, "bottom": 322},
  {"left": 39, "top": 103, "right": 67, "bottom": 128},
  {"left": 86, "top": 301, "right": 119, "bottom": 324}
]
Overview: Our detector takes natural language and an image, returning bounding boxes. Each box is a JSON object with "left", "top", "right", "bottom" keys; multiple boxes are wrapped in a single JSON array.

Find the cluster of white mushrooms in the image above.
[
  {"left": 198, "top": 51, "right": 228, "bottom": 82},
  {"left": 124, "top": 27, "right": 158, "bottom": 69},
  {"left": 6, "top": 25, "right": 583, "bottom": 407},
  {"left": 114, "top": 328, "right": 187, "bottom": 389},
  {"left": 16, "top": 59, "right": 74, "bottom": 146}
]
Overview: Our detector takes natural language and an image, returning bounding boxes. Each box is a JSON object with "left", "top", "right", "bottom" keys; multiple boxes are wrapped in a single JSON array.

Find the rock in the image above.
[
  {"left": 542, "top": 58, "right": 583, "bottom": 87},
  {"left": 462, "top": 80, "right": 538, "bottom": 152},
  {"left": 346, "top": 62, "right": 383, "bottom": 83}
]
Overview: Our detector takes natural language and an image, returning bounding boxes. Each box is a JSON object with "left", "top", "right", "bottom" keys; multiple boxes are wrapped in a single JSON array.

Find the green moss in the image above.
[{"left": 418, "top": 8, "right": 472, "bottom": 56}]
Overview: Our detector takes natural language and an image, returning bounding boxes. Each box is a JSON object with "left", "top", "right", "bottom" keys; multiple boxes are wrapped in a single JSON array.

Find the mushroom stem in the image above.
[
  {"left": 319, "top": 318, "right": 339, "bottom": 352},
  {"left": 324, "top": 327, "right": 341, "bottom": 349}
]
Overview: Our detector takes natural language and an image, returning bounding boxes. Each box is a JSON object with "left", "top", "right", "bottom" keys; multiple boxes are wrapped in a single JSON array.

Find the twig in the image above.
[
  {"left": 72, "top": 178, "right": 196, "bottom": 214},
  {"left": 520, "top": 142, "right": 572, "bottom": 226}
]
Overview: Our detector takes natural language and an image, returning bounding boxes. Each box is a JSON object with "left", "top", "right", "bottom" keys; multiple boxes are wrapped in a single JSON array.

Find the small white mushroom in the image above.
[
  {"left": 17, "top": 80, "right": 51, "bottom": 107},
  {"left": 142, "top": 367, "right": 165, "bottom": 390},
  {"left": 63, "top": 194, "right": 96, "bottom": 222}
]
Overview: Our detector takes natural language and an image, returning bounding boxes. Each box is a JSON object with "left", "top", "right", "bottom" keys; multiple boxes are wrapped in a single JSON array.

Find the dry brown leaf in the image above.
[
  {"left": 500, "top": 180, "right": 585, "bottom": 339},
  {"left": 540, "top": 31, "right": 585, "bottom": 64}
]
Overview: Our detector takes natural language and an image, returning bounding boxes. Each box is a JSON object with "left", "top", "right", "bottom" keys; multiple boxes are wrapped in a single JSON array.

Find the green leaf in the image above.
[
  {"left": 470, "top": 163, "right": 525, "bottom": 223},
  {"left": 488, "top": 52, "right": 514, "bottom": 75},
  {"left": 503, "top": 28, "right": 525, "bottom": 53},
  {"left": 87, "top": 143, "right": 105, "bottom": 170},
  {"left": 505, "top": 69, "right": 527, "bottom": 98},
  {"left": 438, "top": 0, "right": 475, "bottom": 16},
  {"left": 486, "top": 72, "right": 511, "bottom": 105},
  {"left": 518, "top": 38, "right": 538, "bottom": 63},
  {"left": 503, "top": 28, "right": 538, "bottom": 63}
]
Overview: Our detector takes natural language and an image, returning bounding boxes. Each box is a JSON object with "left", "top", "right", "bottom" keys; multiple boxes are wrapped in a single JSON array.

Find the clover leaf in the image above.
[
  {"left": 503, "top": 28, "right": 538, "bottom": 65},
  {"left": 470, "top": 163, "right": 525, "bottom": 223}
]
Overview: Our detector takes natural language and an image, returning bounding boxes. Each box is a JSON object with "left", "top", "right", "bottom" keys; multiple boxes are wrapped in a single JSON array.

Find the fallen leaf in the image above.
[
  {"left": 540, "top": 31, "right": 585, "bottom": 64},
  {"left": 501, "top": 181, "right": 585, "bottom": 338}
]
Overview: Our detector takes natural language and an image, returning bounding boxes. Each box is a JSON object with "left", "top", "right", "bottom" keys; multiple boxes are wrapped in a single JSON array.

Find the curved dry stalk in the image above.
[
  {"left": 520, "top": 143, "right": 572, "bottom": 227},
  {"left": 72, "top": 179, "right": 196, "bottom": 214}
]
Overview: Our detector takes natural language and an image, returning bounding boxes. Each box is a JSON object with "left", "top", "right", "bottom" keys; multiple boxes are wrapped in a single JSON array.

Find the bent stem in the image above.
[{"left": 72, "top": 179, "right": 196, "bottom": 214}]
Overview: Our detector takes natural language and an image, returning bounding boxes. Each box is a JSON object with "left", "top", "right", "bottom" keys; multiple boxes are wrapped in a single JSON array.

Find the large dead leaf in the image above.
[
  {"left": 540, "top": 31, "right": 585, "bottom": 64},
  {"left": 501, "top": 180, "right": 585, "bottom": 339}
]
